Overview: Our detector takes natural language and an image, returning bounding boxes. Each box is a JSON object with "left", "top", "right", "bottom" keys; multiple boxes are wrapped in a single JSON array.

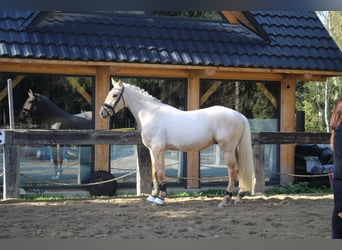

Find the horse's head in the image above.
[
  {"left": 99, "top": 79, "right": 126, "bottom": 118},
  {"left": 19, "top": 90, "right": 41, "bottom": 127}
]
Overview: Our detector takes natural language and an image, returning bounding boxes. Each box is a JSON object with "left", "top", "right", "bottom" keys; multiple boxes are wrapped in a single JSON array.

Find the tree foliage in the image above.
[{"left": 297, "top": 12, "right": 342, "bottom": 132}]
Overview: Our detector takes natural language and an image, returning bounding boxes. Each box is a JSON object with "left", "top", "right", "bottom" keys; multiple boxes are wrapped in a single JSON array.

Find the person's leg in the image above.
[
  {"left": 332, "top": 207, "right": 342, "bottom": 239},
  {"left": 332, "top": 179, "right": 342, "bottom": 238}
]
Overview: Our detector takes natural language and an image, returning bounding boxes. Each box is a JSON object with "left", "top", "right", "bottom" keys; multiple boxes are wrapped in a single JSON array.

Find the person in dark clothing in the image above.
[{"left": 330, "top": 97, "right": 342, "bottom": 239}]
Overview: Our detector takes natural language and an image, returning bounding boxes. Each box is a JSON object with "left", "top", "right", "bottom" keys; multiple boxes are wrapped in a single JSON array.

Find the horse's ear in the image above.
[
  {"left": 111, "top": 78, "right": 116, "bottom": 87},
  {"left": 118, "top": 79, "right": 123, "bottom": 88},
  {"left": 111, "top": 78, "right": 123, "bottom": 88},
  {"left": 28, "top": 89, "right": 34, "bottom": 98}
]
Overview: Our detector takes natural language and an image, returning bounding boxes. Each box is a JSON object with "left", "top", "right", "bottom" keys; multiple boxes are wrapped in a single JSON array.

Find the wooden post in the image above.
[
  {"left": 253, "top": 144, "right": 265, "bottom": 193},
  {"left": 186, "top": 72, "right": 200, "bottom": 189},
  {"left": 136, "top": 144, "right": 151, "bottom": 195},
  {"left": 3, "top": 144, "right": 20, "bottom": 200},
  {"left": 3, "top": 79, "right": 20, "bottom": 200},
  {"left": 94, "top": 72, "right": 110, "bottom": 172},
  {"left": 280, "top": 79, "right": 296, "bottom": 186}
]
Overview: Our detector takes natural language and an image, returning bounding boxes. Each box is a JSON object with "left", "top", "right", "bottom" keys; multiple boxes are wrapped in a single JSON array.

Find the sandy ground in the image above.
[{"left": 0, "top": 193, "right": 334, "bottom": 239}]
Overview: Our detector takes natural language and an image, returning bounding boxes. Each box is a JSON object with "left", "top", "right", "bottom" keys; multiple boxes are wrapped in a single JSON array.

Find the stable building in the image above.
[{"left": 0, "top": 11, "right": 342, "bottom": 192}]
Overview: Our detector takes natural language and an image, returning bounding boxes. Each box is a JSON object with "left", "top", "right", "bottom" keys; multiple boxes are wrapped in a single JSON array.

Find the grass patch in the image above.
[
  {"left": 169, "top": 189, "right": 228, "bottom": 198},
  {"left": 265, "top": 182, "right": 332, "bottom": 195},
  {"left": 21, "top": 194, "right": 91, "bottom": 201},
  {"left": 6, "top": 182, "right": 332, "bottom": 202},
  {"left": 169, "top": 182, "right": 332, "bottom": 198}
]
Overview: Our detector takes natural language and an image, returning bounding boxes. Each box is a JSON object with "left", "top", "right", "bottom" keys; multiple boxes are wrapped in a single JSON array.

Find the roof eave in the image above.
[{"left": 0, "top": 57, "right": 340, "bottom": 81}]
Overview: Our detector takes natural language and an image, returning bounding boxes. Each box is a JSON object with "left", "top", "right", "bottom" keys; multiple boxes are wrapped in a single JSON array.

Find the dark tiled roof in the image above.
[{"left": 0, "top": 10, "right": 342, "bottom": 72}]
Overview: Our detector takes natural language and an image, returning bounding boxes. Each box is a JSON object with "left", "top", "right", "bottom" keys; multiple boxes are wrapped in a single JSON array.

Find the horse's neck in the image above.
[
  {"left": 124, "top": 85, "right": 163, "bottom": 129},
  {"left": 38, "top": 101, "right": 72, "bottom": 125}
]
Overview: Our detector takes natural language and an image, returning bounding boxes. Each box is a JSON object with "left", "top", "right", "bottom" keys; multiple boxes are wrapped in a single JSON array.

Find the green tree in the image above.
[{"left": 297, "top": 11, "right": 342, "bottom": 132}]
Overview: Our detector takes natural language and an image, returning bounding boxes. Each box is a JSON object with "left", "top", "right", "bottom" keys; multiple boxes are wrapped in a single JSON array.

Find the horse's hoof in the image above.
[
  {"left": 218, "top": 203, "right": 227, "bottom": 208},
  {"left": 153, "top": 197, "right": 165, "bottom": 206},
  {"left": 146, "top": 195, "right": 156, "bottom": 203},
  {"left": 234, "top": 199, "right": 242, "bottom": 205}
]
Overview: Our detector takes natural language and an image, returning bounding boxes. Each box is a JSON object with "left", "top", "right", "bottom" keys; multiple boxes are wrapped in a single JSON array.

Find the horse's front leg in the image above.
[
  {"left": 51, "top": 144, "right": 64, "bottom": 180},
  {"left": 146, "top": 148, "right": 167, "bottom": 205}
]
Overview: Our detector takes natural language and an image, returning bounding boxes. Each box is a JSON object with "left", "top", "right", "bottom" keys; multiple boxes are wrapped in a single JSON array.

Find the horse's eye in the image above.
[{"left": 113, "top": 94, "right": 118, "bottom": 98}]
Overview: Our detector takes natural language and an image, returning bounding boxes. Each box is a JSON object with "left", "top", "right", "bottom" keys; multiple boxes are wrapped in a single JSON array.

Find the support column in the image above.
[
  {"left": 186, "top": 72, "right": 200, "bottom": 189},
  {"left": 280, "top": 79, "right": 296, "bottom": 186},
  {"left": 94, "top": 72, "right": 110, "bottom": 172}
]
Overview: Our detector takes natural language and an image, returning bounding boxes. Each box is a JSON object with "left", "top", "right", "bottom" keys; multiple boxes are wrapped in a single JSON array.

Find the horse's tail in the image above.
[{"left": 237, "top": 116, "right": 255, "bottom": 195}]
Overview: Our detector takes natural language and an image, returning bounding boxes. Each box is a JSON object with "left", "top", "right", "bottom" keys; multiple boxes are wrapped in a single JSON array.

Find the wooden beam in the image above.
[
  {"left": 98, "top": 66, "right": 190, "bottom": 78},
  {"left": 200, "top": 81, "right": 222, "bottom": 105},
  {"left": 209, "top": 71, "right": 285, "bottom": 81},
  {"left": 4, "top": 129, "right": 141, "bottom": 145},
  {"left": 0, "top": 75, "right": 25, "bottom": 101},
  {"left": 65, "top": 77, "right": 92, "bottom": 104},
  {"left": 280, "top": 79, "right": 296, "bottom": 186},
  {"left": 186, "top": 72, "right": 200, "bottom": 189},
  {"left": 251, "top": 132, "right": 330, "bottom": 145},
  {"left": 0, "top": 61, "right": 331, "bottom": 84},
  {"left": 3, "top": 130, "right": 330, "bottom": 146},
  {"left": 221, "top": 11, "right": 260, "bottom": 34},
  {"left": 0, "top": 58, "right": 340, "bottom": 78},
  {"left": 0, "top": 62, "right": 97, "bottom": 75},
  {"left": 256, "top": 82, "right": 277, "bottom": 108}
]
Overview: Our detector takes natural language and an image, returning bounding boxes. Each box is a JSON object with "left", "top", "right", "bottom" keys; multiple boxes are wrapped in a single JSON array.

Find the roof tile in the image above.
[{"left": 0, "top": 11, "right": 341, "bottom": 71}]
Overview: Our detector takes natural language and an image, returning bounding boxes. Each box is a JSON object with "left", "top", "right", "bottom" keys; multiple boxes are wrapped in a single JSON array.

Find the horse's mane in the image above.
[
  {"left": 124, "top": 82, "right": 161, "bottom": 103},
  {"left": 330, "top": 96, "right": 342, "bottom": 149}
]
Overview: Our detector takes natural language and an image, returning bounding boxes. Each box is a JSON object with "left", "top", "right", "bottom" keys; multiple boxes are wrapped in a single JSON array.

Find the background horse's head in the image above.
[
  {"left": 19, "top": 90, "right": 40, "bottom": 127},
  {"left": 19, "top": 90, "right": 58, "bottom": 128},
  {"left": 99, "top": 79, "right": 125, "bottom": 118}
]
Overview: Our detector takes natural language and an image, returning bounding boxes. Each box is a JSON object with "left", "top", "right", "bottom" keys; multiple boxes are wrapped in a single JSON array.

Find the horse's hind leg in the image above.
[
  {"left": 218, "top": 149, "right": 238, "bottom": 208},
  {"left": 234, "top": 190, "right": 246, "bottom": 205}
]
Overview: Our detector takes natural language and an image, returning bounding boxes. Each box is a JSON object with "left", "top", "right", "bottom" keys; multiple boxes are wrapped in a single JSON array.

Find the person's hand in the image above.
[{"left": 338, "top": 212, "right": 342, "bottom": 218}]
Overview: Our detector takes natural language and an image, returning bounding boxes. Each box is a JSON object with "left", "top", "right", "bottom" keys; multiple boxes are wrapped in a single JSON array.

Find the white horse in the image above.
[{"left": 99, "top": 79, "right": 255, "bottom": 207}]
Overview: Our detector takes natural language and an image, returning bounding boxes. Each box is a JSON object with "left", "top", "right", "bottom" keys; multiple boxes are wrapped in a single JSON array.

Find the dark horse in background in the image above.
[{"left": 19, "top": 90, "right": 92, "bottom": 179}]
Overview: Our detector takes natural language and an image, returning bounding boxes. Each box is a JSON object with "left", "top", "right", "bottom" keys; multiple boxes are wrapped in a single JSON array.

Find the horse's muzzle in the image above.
[
  {"left": 18, "top": 109, "right": 30, "bottom": 123},
  {"left": 99, "top": 103, "right": 113, "bottom": 118}
]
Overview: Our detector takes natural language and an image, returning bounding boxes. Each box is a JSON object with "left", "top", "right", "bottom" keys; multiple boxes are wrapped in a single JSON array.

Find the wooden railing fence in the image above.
[{"left": 0, "top": 129, "right": 331, "bottom": 200}]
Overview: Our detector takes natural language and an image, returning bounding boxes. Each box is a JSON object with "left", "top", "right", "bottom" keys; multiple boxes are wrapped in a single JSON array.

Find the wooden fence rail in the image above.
[{"left": 1, "top": 129, "right": 331, "bottom": 200}]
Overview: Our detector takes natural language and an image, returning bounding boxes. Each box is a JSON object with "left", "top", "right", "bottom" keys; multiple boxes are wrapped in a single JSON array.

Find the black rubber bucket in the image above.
[{"left": 86, "top": 170, "right": 118, "bottom": 197}]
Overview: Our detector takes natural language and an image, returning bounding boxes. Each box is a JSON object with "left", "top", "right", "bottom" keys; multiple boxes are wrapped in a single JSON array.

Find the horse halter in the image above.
[
  {"left": 102, "top": 85, "right": 125, "bottom": 116},
  {"left": 19, "top": 98, "right": 35, "bottom": 123}
]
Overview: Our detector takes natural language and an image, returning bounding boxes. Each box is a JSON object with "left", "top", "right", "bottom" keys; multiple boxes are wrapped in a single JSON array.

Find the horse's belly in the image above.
[{"left": 165, "top": 133, "right": 216, "bottom": 152}]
